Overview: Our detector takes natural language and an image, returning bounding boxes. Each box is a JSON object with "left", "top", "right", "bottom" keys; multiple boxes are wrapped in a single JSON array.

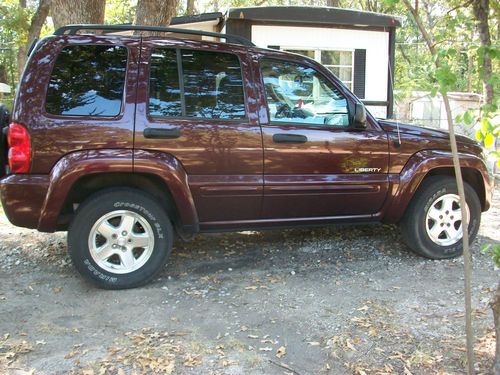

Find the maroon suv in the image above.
[{"left": 0, "top": 25, "right": 492, "bottom": 289}]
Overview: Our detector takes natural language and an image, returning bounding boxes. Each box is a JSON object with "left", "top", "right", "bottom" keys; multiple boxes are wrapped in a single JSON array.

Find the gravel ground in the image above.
[{"left": 0, "top": 187, "right": 499, "bottom": 375}]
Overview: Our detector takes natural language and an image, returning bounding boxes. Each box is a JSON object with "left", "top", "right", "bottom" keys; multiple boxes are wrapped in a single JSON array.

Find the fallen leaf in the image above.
[
  {"left": 65, "top": 350, "right": 78, "bottom": 359},
  {"left": 276, "top": 346, "right": 286, "bottom": 358},
  {"left": 183, "top": 354, "right": 201, "bottom": 367},
  {"left": 346, "top": 339, "right": 357, "bottom": 351}
]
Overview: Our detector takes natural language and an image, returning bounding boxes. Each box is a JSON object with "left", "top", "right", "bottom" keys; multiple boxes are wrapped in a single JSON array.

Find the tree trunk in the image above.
[
  {"left": 472, "top": 0, "right": 493, "bottom": 106},
  {"left": 134, "top": 0, "right": 178, "bottom": 29},
  {"left": 186, "top": 0, "right": 195, "bottom": 15},
  {"left": 51, "top": 0, "right": 106, "bottom": 31},
  {"left": 17, "top": 0, "right": 51, "bottom": 77},
  {"left": 326, "top": 0, "right": 340, "bottom": 6}
]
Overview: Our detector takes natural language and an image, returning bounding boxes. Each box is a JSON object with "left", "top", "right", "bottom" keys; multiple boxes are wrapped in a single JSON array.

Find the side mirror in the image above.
[{"left": 353, "top": 102, "right": 367, "bottom": 129}]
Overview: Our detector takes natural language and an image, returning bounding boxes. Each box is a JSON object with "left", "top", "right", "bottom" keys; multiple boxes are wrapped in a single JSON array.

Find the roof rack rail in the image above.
[{"left": 53, "top": 24, "right": 255, "bottom": 47}]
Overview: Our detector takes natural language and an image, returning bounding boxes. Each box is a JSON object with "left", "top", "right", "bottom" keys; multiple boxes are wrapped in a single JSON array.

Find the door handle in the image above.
[
  {"left": 144, "top": 127, "right": 181, "bottom": 139},
  {"left": 273, "top": 133, "right": 308, "bottom": 143}
]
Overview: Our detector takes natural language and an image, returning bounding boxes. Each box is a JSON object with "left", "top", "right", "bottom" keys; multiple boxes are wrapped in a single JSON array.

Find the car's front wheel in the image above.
[
  {"left": 68, "top": 188, "right": 173, "bottom": 289},
  {"left": 400, "top": 176, "right": 481, "bottom": 259}
]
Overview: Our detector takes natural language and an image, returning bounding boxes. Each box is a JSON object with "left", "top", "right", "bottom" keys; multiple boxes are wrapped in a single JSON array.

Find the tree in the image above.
[
  {"left": 105, "top": 0, "right": 136, "bottom": 24},
  {"left": 51, "top": 0, "right": 106, "bottom": 30},
  {"left": 16, "top": 0, "right": 50, "bottom": 76},
  {"left": 134, "top": 0, "right": 179, "bottom": 28},
  {"left": 186, "top": 0, "right": 196, "bottom": 15},
  {"left": 326, "top": 0, "right": 341, "bottom": 6},
  {"left": 472, "top": 0, "right": 494, "bottom": 107},
  {"left": 470, "top": 0, "right": 499, "bottom": 369},
  {"left": 400, "top": 0, "right": 476, "bottom": 373}
]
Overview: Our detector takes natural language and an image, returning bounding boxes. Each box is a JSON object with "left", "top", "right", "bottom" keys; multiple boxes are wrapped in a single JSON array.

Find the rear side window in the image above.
[
  {"left": 45, "top": 45, "right": 128, "bottom": 117},
  {"left": 149, "top": 49, "right": 246, "bottom": 120}
]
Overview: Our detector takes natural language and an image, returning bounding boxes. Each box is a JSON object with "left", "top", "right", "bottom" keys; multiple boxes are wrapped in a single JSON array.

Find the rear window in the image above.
[
  {"left": 149, "top": 49, "right": 246, "bottom": 120},
  {"left": 45, "top": 45, "right": 128, "bottom": 117}
]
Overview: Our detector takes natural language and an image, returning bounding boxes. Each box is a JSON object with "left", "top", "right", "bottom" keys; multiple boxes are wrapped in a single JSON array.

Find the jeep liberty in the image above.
[{"left": 0, "top": 25, "right": 492, "bottom": 289}]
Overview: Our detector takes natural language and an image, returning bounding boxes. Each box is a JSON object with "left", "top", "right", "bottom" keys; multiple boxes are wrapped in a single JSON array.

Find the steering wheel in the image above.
[{"left": 275, "top": 103, "right": 292, "bottom": 119}]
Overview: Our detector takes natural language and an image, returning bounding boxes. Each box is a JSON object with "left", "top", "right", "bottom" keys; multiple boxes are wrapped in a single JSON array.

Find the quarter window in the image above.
[
  {"left": 148, "top": 49, "right": 246, "bottom": 120},
  {"left": 45, "top": 45, "right": 128, "bottom": 117},
  {"left": 260, "top": 58, "right": 349, "bottom": 127}
]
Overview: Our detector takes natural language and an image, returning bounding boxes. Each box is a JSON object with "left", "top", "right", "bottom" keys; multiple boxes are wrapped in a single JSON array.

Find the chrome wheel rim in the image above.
[
  {"left": 88, "top": 210, "right": 155, "bottom": 274},
  {"left": 425, "top": 194, "right": 469, "bottom": 247}
]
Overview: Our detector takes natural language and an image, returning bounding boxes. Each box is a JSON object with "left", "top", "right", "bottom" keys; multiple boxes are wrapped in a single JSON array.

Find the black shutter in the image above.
[
  {"left": 267, "top": 45, "right": 280, "bottom": 50},
  {"left": 353, "top": 49, "right": 366, "bottom": 99}
]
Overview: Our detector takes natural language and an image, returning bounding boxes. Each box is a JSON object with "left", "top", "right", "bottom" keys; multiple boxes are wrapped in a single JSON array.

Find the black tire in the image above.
[
  {"left": 68, "top": 188, "right": 173, "bottom": 289},
  {"left": 400, "top": 176, "right": 481, "bottom": 259}
]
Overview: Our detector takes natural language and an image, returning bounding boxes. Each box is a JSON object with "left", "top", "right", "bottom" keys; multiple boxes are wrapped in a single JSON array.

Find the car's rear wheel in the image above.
[
  {"left": 400, "top": 176, "right": 481, "bottom": 259},
  {"left": 68, "top": 188, "right": 173, "bottom": 289}
]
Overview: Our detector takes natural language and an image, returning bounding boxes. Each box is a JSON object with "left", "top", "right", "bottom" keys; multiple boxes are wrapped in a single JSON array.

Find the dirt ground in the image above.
[{"left": 0, "top": 188, "right": 499, "bottom": 375}]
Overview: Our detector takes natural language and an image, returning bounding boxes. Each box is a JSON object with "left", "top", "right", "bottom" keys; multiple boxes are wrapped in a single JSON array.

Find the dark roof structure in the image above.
[
  {"left": 226, "top": 6, "right": 401, "bottom": 28},
  {"left": 170, "top": 12, "right": 223, "bottom": 26}
]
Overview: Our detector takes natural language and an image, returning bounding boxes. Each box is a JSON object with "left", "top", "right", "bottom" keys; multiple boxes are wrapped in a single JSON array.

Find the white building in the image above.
[
  {"left": 400, "top": 91, "right": 483, "bottom": 137},
  {"left": 170, "top": 6, "right": 401, "bottom": 119}
]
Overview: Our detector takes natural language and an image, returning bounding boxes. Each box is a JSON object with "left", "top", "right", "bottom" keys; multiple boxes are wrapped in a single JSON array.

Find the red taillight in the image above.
[{"left": 7, "top": 122, "right": 31, "bottom": 173}]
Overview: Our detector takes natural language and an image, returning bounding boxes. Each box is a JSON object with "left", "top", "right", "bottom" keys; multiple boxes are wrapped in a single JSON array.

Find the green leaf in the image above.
[
  {"left": 480, "top": 243, "right": 492, "bottom": 253},
  {"left": 484, "top": 133, "right": 494, "bottom": 148},
  {"left": 463, "top": 111, "right": 474, "bottom": 126},
  {"left": 475, "top": 129, "right": 484, "bottom": 141},
  {"left": 481, "top": 117, "right": 491, "bottom": 132}
]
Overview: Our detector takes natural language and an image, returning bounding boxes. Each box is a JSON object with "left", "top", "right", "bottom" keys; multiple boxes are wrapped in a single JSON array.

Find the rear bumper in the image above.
[{"left": 0, "top": 174, "right": 50, "bottom": 230}]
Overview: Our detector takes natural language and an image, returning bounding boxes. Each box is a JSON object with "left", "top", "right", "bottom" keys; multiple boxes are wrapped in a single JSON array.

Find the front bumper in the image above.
[{"left": 0, "top": 174, "right": 50, "bottom": 229}]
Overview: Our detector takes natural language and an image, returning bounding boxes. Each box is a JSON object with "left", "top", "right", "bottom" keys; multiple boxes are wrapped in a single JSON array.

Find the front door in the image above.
[
  {"left": 257, "top": 57, "right": 389, "bottom": 220},
  {"left": 134, "top": 39, "right": 263, "bottom": 223}
]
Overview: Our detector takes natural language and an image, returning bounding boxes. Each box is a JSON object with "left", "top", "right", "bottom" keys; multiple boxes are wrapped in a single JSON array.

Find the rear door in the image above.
[
  {"left": 256, "top": 56, "right": 389, "bottom": 220},
  {"left": 134, "top": 39, "right": 263, "bottom": 223}
]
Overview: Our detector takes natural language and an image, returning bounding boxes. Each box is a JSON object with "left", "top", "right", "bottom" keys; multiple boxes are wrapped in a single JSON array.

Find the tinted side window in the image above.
[
  {"left": 45, "top": 45, "right": 128, "bottom": 117},
  {"left": 149, "top": 49, "right": 182, "bottom": 117},
  {"left": 260, "top": 58, "right": 349, "bottom": 127},
  {"left": 181, "top": 50, "right": 245, "bottom": 119},
  {"left": 148, "top": 49, "right": 246, "bottom": 120}
]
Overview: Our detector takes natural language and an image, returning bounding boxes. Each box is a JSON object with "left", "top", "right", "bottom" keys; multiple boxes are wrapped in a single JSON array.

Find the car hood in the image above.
[{"left": 378, "top": 120, "right": 482, "bottom": 153}]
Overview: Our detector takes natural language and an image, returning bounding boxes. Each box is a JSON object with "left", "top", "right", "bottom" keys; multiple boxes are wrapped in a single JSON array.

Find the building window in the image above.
[
  {"left": 321, "top": 50, "right": 353, "bottom": 91},
  {"left": 283, "top": 48, "right": 354, "bottom": 91}
]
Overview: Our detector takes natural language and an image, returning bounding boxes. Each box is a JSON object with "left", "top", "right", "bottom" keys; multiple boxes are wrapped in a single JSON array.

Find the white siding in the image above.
[{"left": 252, "top": 25, "right": 389, "bottom": 106}]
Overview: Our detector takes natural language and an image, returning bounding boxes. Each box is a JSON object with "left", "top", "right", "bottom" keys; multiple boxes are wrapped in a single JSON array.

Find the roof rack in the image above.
[{"left": 53, "top": 24, "right": 255, "bottom": 47}]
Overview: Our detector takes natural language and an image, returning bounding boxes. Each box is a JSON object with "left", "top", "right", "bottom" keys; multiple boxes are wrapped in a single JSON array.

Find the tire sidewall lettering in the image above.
[
  {"left": 113, "top": 201, "right": 164, "bottom": 239},
  {"left": 83, "top": 258, "right": 118, "bottom": 283}
]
